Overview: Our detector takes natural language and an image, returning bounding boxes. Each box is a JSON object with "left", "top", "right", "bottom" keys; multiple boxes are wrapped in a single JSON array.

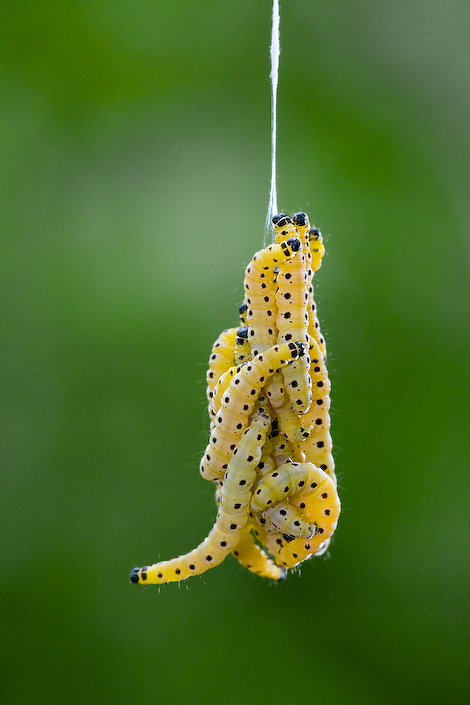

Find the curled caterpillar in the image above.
[
  {"left": 251, "top": 462, "right": 340, "bottom": 568},
  {"left": 130, "top": 414, "right": 271, "bottom": 585}
]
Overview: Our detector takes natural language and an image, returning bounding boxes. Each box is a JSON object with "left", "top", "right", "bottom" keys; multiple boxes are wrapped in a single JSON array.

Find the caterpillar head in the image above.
[
  {"left": 236, "top": 326, "right": 249, "bottom": 345},
  {"left": 272, "top": 214, "right": 299, "bottom": 246},
  {"left": 272, "top": 213, "right": 289, "bottom": 226},
  {"left": 292, "top": 212, "right": 309, "bottom": 228},
  {"left": 239, "top": 302, "right": 248, "bottom": 325}
]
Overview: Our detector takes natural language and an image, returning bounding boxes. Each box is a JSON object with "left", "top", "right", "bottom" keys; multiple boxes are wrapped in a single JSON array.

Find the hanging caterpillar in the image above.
[
  {"left": 244, "top": 237, "right": 301, "bottom": 358},
  {"left": 270, "top": 214, "right": 312, "bottom": 413},
  {"left": 130, "top": 413, "right": 271, "bottom": 585},
  {"left": 291, "top": 211, "right": 327, "bottom": 359}
]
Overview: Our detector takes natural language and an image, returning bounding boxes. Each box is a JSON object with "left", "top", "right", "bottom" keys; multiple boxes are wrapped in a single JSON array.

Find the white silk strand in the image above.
[{"left": 266, "top": 0, "right": 280, "bottom": 239}]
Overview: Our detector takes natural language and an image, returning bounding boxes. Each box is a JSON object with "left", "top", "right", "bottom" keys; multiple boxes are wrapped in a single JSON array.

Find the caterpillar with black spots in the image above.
[
  {"left": 206, "top": 328, "right": 237, "bottom": 420},
  {"left": 130, "top": 413, "right": 272, "bottom": 585},
  {"left": 270, "top": 214, "right": 312, "bottom": 413},
  {"left": 200, "top": 340, "right": 306, "bottom": 482},
  {"left": 291, "top": 211, "right": 327, "bottom": 360},
  {"left": 251, "top": 462, "right": 340, "bottom": 568},
  {"left": 231, "top": 525, "right": 285, "bottom": 581},
  {"left": 244, "top": 236, "right": 301, "bottom": 358},
  {"left": 294, "top": 336, "right": 335, "bottom": 481}
]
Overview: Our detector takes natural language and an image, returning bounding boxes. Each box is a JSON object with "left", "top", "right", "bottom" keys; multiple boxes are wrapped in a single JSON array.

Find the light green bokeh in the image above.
[{"left": 1, "top": 1, "right": 468, "bottom": 703}]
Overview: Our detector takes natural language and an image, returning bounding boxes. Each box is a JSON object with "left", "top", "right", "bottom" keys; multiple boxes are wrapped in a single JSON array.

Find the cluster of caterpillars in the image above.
[{"left": 130, "top": 212, "right": 340, "bottom": 585}]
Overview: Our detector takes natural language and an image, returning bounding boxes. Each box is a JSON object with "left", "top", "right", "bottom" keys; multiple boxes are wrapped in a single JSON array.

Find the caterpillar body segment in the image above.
[
  {"left": 232, "top": 526, "right": 285, "bottom": 580},
  {"left": 252, "top": 465, "right": 340, "bottom": 568},
  {"left": 291, "top": 213, "right": 327, "bottom": 358},
  {"left": 245, "top": 238, "right": 301, "bottom": 358},
  {"left": 245, "top": 239, "right": 302, "bottom": 290},
  {"left": 239, "top": 302, "right": 249, "bottom": 326},
  {"left": 280, "top": 350, "right": 312, "bottom": 415},
  {"left": 272, "top": 214, "right": 300, "bottom": 245},
  {"left": 206, "top": 328, "right": 237, "bottom": 421},
  {"left": 130, "top": 415, "right": 270, "bottom": 585},
  {"left": 261, "top": 501, "right": 317, "bottom": 539},
  {"left": 263, "top": 372, "right": 286, "bottom": 409},
  {"left": 210, "top": 365, "right": 239, "bottom": 417},
  {"left": 200, "top": 342, "right": 306, "bottom": 481},
  {"left": 234, "top": 326, "right": 251, "bottom": 365},
  {"left": 307, "top": 227, "right": 327, "bottom": 357},
  {"left": 216, "top": 412, "right": 271, "bottom": 525},
  {"left": 292, "top": 212, "right": 314, "bottom": 290},
  {"left": 268, "top": 419, "right": 298, "bottom": 465},
  {"left": 251, "top": 462, "right": 318, "bottom": 513},
  {"left": 206, "top": 328, "right": 237, "bottom": 396},
  {"left": 293, "top": 337, "right": 335, "bottom": 479},
  {"left": 276, "top": 402, "right": 314, "bottom": 444},
  {"left": 308, "top": 226, "right": 326, "bottom": 275},
  {"left": 273, "top": 216, "right": 312, "bottom": 413}
]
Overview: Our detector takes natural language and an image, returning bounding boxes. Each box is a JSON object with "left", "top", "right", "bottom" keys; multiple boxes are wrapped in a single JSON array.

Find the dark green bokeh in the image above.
[{"left": 1, "top": 1, "right": 469, "bottom": 703}]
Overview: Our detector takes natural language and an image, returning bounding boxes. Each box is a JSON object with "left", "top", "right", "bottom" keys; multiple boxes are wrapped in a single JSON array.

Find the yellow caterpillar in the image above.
[
  {"left": 251, "top": 462, "right": 340, "bottom": 568},
  {"left": 244, "top": 237, "right": 301, "bottom": 358},
  {"left": 234, "top": 326, "right": 251, "bottom": 365},
  {"left": 130, "top": 413, "right": 271, "bottom": 585},
  {"left": 231, "top": 525, "right": 285, "bottom": 580},
  {"left": 294, "top": 336, "right": 335, "bottom": 481},
  {"left": 291, "top": 212, "right": 327, "bottom": 359},
  {"left": 200, "top": 341, "right": 306, "bottom": 481},
  {"left": 206, "top": 328, "right": 237, "bottom": 421},
  {"left": 272, "top": 214, "right": 312, "bottom": 413}
]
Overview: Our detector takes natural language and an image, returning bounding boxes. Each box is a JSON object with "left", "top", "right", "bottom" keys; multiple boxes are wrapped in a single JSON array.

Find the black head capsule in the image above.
[
  {"left": 272, "top": 213, "right": 289, "bottom": 226},
  {"left": 130, "top": 567, "right": 141, "bottom": 583},
  {"left": 293, "top": 212, "right": 308, "bottom": 227},
  {"left": 273, "top": 214, "right": 292, "bottom": 229},
  {"left": 236, "top": 326, "right": 249, "bottom": 340},
  {"left": 309, "top": 227, "right": 322, "bottom": 241},
  {"left": 286, "top": 237, "right": 301, "bottom": 252},
  {"left": 295, "top": 341, "right": 306, "bottom": 357}
]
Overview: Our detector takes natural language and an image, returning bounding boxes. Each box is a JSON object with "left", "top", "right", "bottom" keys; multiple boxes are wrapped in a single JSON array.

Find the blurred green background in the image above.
[{"left": 1, "top": 1, "right": 469, "bottom": 703}]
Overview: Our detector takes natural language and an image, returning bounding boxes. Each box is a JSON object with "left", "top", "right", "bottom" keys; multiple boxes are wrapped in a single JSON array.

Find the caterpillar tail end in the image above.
[{"left": 130, "top": 566, "right": 148, "bottom": 584}]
